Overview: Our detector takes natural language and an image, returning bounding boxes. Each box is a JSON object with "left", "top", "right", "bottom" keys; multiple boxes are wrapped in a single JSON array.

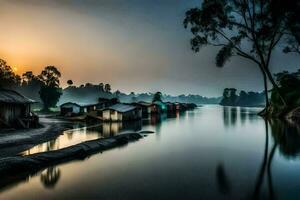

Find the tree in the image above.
[
  {"left": 39, "top": 66, "right": 62, "bottom": 111},
  {"left": 98, "top": 83, "right": 104, "bottom": 91},
  {"left": 22, "top": 71, "right": 35, "bottom": 85},
  {"left": 39, "top": 66, "right": 61, "bottom": 87},
  {"left": 67, "top": 80, "right": 73, "bottom": 87},
  {"left": 152, "top": 92, "right": 163, "bottom": 102},
  {"left": 184, "top": 0, "right": 300, "bottom": 108},
  {"left": 21, "top": 71, "right": 43, "bottom": 101},
  {"left": 104, "top": 83, "right": 111, "bottom": 93},
  {"left": 0, "top": 59, "right": 21, "bottom": 88},
  {"left": 115, "top": 90, "right": 121, "bottom": 99}
]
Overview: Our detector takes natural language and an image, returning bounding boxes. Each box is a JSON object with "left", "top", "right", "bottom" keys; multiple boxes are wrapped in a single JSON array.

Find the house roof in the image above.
[
  {"left": 60, "top": 102, "right": 99, "bottom": 108},
  {"left": 0, "top": 89, "right": 35, "bottom": 104},
  {"left": 105, "top": 103, "right": 137, "bottom": 113},
  {"left": 60, "top": 102, "right": 82, "bottom": 107},
  {"left": 132, "top": 101, "right": 152, "bottom": 107}
]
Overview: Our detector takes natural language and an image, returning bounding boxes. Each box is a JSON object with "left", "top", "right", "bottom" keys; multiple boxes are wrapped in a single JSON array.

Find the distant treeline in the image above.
[
  {"left": 0, "top": 58, "right": 220, "bottom": 109},
  {"left": 220, "top": 88, "right": 265, "bottom": 107},
  {"left": 61, "top": 84, "right": 221, "bottom": 105}
]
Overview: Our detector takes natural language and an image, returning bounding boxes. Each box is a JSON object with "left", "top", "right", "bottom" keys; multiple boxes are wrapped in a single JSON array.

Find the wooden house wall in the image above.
[{"left": 0, "top": 103, "right": 30, "bottom": 125}]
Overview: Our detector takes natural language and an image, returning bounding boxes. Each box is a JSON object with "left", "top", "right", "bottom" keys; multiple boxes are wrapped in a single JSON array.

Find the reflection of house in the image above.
[
  {"left": 131, "top": 101, "right": 153, "bottom": 115},
  {"left": 0, "top": 89, "right": 37, "bottom": 128},
  {"left": 102, "top": 103, "right": 142, "bottom": 121}
]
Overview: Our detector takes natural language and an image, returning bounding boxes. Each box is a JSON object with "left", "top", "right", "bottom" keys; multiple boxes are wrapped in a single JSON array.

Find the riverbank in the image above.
[
  {"left": 0, "top": 132, "right": 143, "bottom": 191},
  {"left": 0, "top": 116, "right": 78, "bottom": 157}
]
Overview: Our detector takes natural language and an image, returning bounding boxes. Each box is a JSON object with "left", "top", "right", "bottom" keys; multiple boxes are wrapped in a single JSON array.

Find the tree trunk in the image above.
[
  {"left": 258, "top": 64, "right": 270, "bottom": 109},
  {"left": 261, "top": 69, "right": 269, "bottom": 108},
  {"left": 262, "top": 65, "right": 287, "bottom": 107}
]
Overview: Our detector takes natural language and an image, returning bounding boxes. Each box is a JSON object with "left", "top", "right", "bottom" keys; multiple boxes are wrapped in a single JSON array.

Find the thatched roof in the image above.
[{"left": 0, "top": 89, "right": 35, "bottom": 104}]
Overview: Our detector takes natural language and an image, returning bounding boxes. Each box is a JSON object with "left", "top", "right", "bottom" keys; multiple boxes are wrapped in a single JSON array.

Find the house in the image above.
[
  {"left": 174, "top": 102, "right": 182, "bottom": 111},
  {"left": 0, "top": 89, "right": 37, "bottom": 128},
  {"left": 102, "top": 103, "right": 142, "bottom": 121},
  {"left": 165, "top": 102, "right": 176, "bottom": 113},
  {"left": 60, "top": 102, "right": 84, "bottom": 116},
  {"left": 131, "top": 101, "right": 153, "bottom": 115},
  {"left": 151, "top": 101, "right": 167, "bottom": 113}
]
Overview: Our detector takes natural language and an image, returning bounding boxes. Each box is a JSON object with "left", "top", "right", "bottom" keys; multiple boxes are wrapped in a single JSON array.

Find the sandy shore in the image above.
[{"left": 0, "top": 116, "right": 78, "bottom": 157}]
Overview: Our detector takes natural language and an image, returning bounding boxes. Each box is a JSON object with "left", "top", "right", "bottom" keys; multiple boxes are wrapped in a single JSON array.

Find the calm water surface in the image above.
[{"left": 1, "top": 105, "right": 300, "bottom": 200}]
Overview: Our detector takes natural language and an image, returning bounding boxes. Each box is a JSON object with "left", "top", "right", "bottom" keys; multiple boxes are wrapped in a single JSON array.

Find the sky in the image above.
[{"left": 0, "top": 0, "right": 299, "bottom": 97}]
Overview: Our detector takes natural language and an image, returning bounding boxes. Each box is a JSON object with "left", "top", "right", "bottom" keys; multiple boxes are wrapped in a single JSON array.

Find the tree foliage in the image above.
[
  {"left": 67, "top": 80, "right": 73, "bottom": 86},
  {"left": 0, "top": 59, "right": 21, "bottom": 88},
  {"left": 38, "top": 66, "right": 62, "bottom": 111},
  {"left": 184, "top": 0, "right": 300, "bottom": 106},
  {"left": 152, "top": 92, "right": 163, "bottom": 102}
]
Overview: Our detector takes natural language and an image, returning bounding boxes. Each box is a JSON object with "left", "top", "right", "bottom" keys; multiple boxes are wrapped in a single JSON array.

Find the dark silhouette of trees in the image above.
[
  {"left": 152, "top": 92, "right": 163, "bottom": 102},
  {"left": 0, "top": 59, "right": 21, "bottom": 89},
  {"left": 20, "top": 71, "right": 43, "bottom": 101},
  {"left": 184, "top": 0, "right": 300, "bottom": 108},
  {"left": 39, "top": 66, "right": 62, "bottom": 111},
  {"left": 104, "top": 83, "right": 111, "bottom": 93},
  {"left": 220, "top": 88, "right": 238, "bottom": 106},
  {"left": 220, "top": 88, "right": 265, "bottom": 106},
  {"left": 270, "top": 69, "right": 300, "bottom": 114},
  {"left": 40, "top": 167, "right": 61, "bottom": 189},
  {"left": 99, "top": 83, "right": 104, "bottom": 92},
  {"left": 67, "top": 80, "right": 73, "bottom": 87}
]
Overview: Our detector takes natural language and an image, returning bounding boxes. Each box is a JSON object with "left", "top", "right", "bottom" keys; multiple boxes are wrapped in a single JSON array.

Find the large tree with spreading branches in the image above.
[{"left": 184, "top": 0, "right": 300, "bottom": 109}]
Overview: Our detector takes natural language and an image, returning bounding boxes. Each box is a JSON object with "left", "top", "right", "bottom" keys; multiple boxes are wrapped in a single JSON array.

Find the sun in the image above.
[{"left": 13, "top": 66, "right": 18, "bottom": 72}]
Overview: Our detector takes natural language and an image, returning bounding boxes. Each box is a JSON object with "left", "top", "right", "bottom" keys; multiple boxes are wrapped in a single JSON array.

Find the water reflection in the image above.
[
  {"left": 40, "top": 166, "right": 61, "bottom": 189},
  {"left": 3, "top": 107, "right": 300, "bottom": 200},
  {"left": 251, "top": 119, "right": 300, "bottom": 199},
  {"left": 21, "top": 113, "right": 182, "bottom": 156},
  {"left": 270, "top": 119, "right": 300, "bottom": 158},
  {"left": 216, "top": 163, "right": 231, "bottom": 195},
  {"left": 223, "top": 107, "right": 260, "bottom": 127},
  {"left": 21, "top": 121, "right": 143, "bottom": 155},
  {"left": 240, "top": 107, "right": 247, "bottom": 124}
]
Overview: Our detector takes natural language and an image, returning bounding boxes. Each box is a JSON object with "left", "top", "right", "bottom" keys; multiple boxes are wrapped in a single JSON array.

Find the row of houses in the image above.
[{"left": 60, "top": 98, "right": 197, "bottom": 122}]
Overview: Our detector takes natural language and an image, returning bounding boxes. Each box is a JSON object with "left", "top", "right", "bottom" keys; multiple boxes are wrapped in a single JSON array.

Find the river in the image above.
[{"left": 1, "top": 105, "right": 300, "bottom": 200}]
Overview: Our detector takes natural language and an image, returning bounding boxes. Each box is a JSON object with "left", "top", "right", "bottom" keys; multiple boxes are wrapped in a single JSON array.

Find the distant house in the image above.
[
  {"left": 60, "top": 102, "right": 84, "bottom": 115},
  {"left": 165, "top": 102, "right": 176, "bottom": 112},
  {"left": 151, "top": 101, "right": 167, "bottom": 113},
  {"left": 60, "top": 98, "right": 120, "bottom": 116},
  {"left": 174, "top": 102, "right": 182, "bottom": 111},
  {"left": 131, "top": 101, "right": 153, "bottom": 115},
  {"left": 102, "top": 103, "right": 142, "bottom": 121},
  {"left": 0, "top": 89, "right": 37, "bottom": 128}
]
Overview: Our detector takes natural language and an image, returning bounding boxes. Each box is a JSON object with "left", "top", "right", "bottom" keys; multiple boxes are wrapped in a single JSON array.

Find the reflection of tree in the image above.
[
  {"left": 223, "top": 107, "right": 230, "bottom": 127},
  {"left": 222, "top": 107, "right": 237, "bottom": 127},
  {"left": 40, "top": 166, "right": 61, "bottom": 189},
  {"left": 251, "top": 119, "right": 300, "bottom": 199},
  {"left": 217, "top": 120, "right": 279, "bottom": 199},
  {"left": 47, "top": 140, "right": 58, "bottom": 151},
  {"left": 216, "top": 163, "right": 231, "bottom": 195},
  {"left": 252, "top": 120, "right": 270, "bottom": 199},
  {"left": 230, "top": 107, "right": 237, "bottom": 126},
  {"left": 240, "top": 108, "right": 247, "bottom": 124},
  {"left": 270, "top": 119, "right": 300, "bottom": 158}
]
